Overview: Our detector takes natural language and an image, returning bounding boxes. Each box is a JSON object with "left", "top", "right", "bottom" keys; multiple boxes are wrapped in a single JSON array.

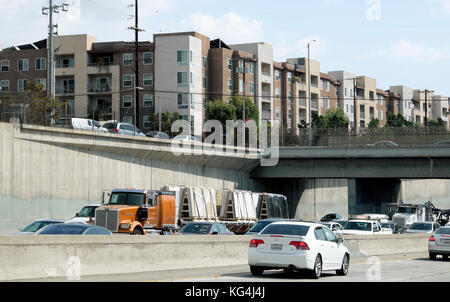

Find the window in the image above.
[
  {"left": 321, "top": 79, "right": 324, "bottom": 90},
  {"left": 122, "top": 116, "right": 133, "bottom": 124},
  {"left": 177, "top": 51, "right": 188, "bottom": 66},
  {"left": 275, "top": 107, "right": 280, "bottom": 119},
  {"left": 18, "top": 79, "right": 28, "bottom": 92},
  {"left": 249, "top": 62, "right": 255, "bottom": 74},
  {"left": 36, "top": 79, "right": 46, "bottom": 91},
  {"left": 62, "top": 79, "right": 75, "bottom": 94},
  {"left": 314, "top": 228, "right": 327, "bottom": 241},
  {"left": 275, "top": 88, "right": 280, "bottom": 98},
  {"left": 203, "top": 77, "right": 207, "bottom": 89},
  {"left": 123, "top": 53, "right": 133, "bottom": 66},
  {"left": 143, "top": 94, "right": 153, "bottom": 107},
  {"left": 143, "top": 115, "right": 151, "bottom": 128},
  {"left": 287, "top": 72, "right": 292, "bottom": 83},
  {"left": 249, "top": 82, "right": 254, "bottom": 94},
  {"left": 190, "top": 51, "right": 193, "bottom": 63},
  {"left": 228, "top": 79, "right": 232, "bottom": 91},
  {"left": 123, "top": 95, "right": 133, "bottom": 108},
  {"left": 323, "top": 228, "right": 337, "bottom": 242},
  {"left": 350, "top": 89, "right": 354, "bottom": 97},
  {"left": 227, "top": 58, "right": 232, "bottom": 70},
  {"left": 18, "top": 59, "right": 29, "bottom": 71},
  {"left": 326, "top": 98, "right": 330, "bottom": 108},
  {"left": 203, "top": 56, "right": 207, "bottom": 68},
  {"left": 326, "top": 81, "right": 330, "bottom": 92},
  {"left": 288, "top": 91, "right": 292, "bottom": 100},
  {"left": 345, "top": 88, "right": 348, "bottom": 97},
  {"left": 190, "top": 72, "right": 194, "bottom": 88},
  {"left": 346, "top": 104, "right": 349, "bottom": 113},
  {"left": 143, "top": 73, "right": 153, "bottom": 86},
  {"left": 177, "top": 72, "right": 188, "bottom": 87},
  {"left": 0, "top": 80, "right": 9, "bottom": 91},
  {"left": 239, "top": 79, "right": 243, "bottom": 92},
  {"left": 1, "top": 60, "right": 9, "bottom": 72},
  {"left": 177, "top": 93, "right": 188, "bottom": 109},
  {"left": 143, "top": 52, "right": 153, "bottom": 65},
  {"left": 380, "top": 110, "right": 384, "bottom": 121},
  {"left": 320, "top": 98, "right": 323, "bottom": 108},
  {"left": 36, "top": 58, "right": 47, "bottom": 70},
  {"left": 275, "top": 70, "right": 280, "bottom": 81},
  {"left": 123, "top": 74, "right": 133, "bottom": 87}
]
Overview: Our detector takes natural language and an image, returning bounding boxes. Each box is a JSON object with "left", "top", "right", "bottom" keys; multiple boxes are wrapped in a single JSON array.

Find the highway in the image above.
[{"left": 13, "top": 253, "right": 450, "bottom": 282}]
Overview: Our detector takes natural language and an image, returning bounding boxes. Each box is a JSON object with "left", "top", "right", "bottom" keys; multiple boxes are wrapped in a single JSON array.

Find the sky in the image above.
[{"left": 1, "top": 0, "right": 450, "bottom": 96}]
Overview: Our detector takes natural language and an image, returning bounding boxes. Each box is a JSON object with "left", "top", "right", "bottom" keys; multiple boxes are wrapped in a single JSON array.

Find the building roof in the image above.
[
  {"left": 210, "top": 39, "right": 231, "bottom": 50},
  {"left": 320, "top": 73, "right": 340, "bottom": 86},
  {"left": 89, "top": 41, "right": 153, "bottom": 53},
  {"left": 4, "top": 39, "right": 47, "bottom": 51}
]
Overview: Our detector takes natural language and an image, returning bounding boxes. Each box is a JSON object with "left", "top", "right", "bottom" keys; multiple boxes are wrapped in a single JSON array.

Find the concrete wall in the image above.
[
  {"left": 0, "top": 234, "right": 430, "bottom": 281},
  {"left": 262, "top": 178, "right": 349, "bottom": 221},
  {"left": 399, "top": 179, "right": 450, "bottom": 208},
  {"left": 0, "top": 123, "right": 257, "bottom": 232}
]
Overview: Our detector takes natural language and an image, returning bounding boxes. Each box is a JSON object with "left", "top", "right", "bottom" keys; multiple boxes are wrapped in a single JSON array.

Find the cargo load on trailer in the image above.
[{"left": 95, "top": 185, "right": 289, "bottom": 235}]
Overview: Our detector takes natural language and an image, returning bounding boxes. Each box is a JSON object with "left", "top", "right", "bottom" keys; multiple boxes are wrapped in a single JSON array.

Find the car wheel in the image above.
[
  {"left": 311, "top": 255, "right": 322, "bottom": 279},
  {"left": 336, "top": 254, "right": 349, "bottom": 276},
  {"left": 250, "top": 266, "right": 264, "bottom": 277},
  {"left": 132, "top": 228, "right": 143, "bottom": 235},
  {"left": 429, "top": 252, "right": 437, "bottom": 260}
]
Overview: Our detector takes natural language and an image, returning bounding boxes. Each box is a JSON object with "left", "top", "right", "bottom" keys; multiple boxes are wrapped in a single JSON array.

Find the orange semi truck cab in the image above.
[{"left": 95, "top": 189, "right": 177, "bottom": 235}]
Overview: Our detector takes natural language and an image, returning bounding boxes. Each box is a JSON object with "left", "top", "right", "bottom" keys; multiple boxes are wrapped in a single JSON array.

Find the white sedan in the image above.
[
  {"left": 428, "top": 226, "right": 450, "bottom": 260},
  {"left": 248, "top": 221, "right": 350, "bottom": 279}
]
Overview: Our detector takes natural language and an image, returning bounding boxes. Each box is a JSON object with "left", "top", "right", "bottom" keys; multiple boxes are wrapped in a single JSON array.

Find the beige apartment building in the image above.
[{"left": 412, "top": 89, "right": 434, "bottom": 125}]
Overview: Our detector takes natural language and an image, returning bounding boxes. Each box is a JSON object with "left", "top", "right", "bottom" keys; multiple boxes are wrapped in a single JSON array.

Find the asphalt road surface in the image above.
[{"left": 11, "top": 253, "right": 450, "bottom": 282}]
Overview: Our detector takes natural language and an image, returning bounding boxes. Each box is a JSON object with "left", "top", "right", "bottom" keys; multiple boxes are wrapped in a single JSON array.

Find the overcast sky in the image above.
[{"left": 1, "top": 0, "right": 450, "bottom": 95}]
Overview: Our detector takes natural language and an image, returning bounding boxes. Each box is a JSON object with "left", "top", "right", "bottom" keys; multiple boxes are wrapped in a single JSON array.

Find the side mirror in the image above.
[
  {"left": 337, "top": 238, "right": 344, "bottom": 245},
  {"left": 75, "top": 212, "right": 79, "bottom": 217},
  {"left": 211, "top": 232, "right": 219, "bottom": 235}
]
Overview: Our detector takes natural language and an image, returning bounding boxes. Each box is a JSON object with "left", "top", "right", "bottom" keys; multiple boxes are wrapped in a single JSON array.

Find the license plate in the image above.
[{"left": 271, "top": 244, "right": 283, "bottom": 251}]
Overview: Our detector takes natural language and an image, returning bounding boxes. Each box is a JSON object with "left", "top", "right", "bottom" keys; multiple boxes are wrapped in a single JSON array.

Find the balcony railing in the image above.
[
  {"left": 299, "top": 98, "right": 307, "bottom": 108},
  {"left": 88, "top": 86, "right": 111, "bottom": 93},
  {"left": 311, "top": 100, "right": 319, "bottom": 110}
]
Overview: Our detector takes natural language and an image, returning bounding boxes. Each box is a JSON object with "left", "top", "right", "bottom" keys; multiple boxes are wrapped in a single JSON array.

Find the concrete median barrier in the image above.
[{"left": 0, "top": 234, "right": 431, "bottom": 281}]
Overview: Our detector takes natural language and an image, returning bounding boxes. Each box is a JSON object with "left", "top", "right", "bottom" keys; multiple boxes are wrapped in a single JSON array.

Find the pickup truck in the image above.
[{"left": 336, "top": 220, "right": 386, "bottom": 235}]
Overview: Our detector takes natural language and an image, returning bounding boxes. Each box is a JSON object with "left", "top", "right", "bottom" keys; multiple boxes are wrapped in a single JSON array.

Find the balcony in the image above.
[
  {"left": 299, "top": 98, "right": 307, "bottom": 108},
  {"left": 311, "top": 100, "right": 319, "bottom": 110},
  {"left": 88, "top": 85, "right": 111, "bottom": 94}
]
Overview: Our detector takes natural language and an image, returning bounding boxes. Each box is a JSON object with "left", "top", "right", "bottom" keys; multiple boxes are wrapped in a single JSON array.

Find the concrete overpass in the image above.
[{"left": 252, "top": 146, "right": 450, "bottom": 179}]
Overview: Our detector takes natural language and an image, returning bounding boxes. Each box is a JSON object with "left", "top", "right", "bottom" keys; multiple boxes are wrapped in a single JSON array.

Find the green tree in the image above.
[
  {"left": 386, "top": 113, "right": 405, "bottom": 127},
  {"left": 368, "top": 118, "right": 380, "bottom": 128},
  {"left": 324, "top": 108, "right": 349, "bottom": 128},
  {"left": 25, "top": 81, "right": 64, "bottom": 126},
  {"left": 231, "top": 96, "right": 259, "bottom": 124},
  {"left": 205, "top": 99, "right": 237, "bottom": 126}
]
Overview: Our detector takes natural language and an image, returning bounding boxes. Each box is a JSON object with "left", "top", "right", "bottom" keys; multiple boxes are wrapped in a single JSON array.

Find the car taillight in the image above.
[
  {"left": 289, "top": 241, "right": 310, "bottom": 250},
  {"left": 249, "top": 239, "right": 264, "bottom": 248},
  {"left": 112, "top": 129, "right": 119, "bottom": 132},
  {"left": 429, "top": 235, "right": 435, "bottom": 242}
]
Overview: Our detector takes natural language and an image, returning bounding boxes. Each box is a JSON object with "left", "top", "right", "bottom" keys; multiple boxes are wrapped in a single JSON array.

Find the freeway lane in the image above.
[
  {"left": 177, "top": 257, "right": 450, "bottom": 282},
  {"left": 11, "top": 254, "right": 450, "bottom": 282}
]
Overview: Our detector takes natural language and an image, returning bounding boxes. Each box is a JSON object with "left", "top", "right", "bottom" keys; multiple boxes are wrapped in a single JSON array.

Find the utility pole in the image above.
[
  {"left": 128, "top": 0, "right": 145, "bottom": 130},
  {"left": 425, "top": 89, "right": 428, "bottom": 129},
  {"left": 307, "top": 41, "right": 316, "bottom": 146},
  {"left": 42, "top": 1, "right": 69, "bottom": 99},
  {"left": 237, "top": 58, "right": 247, "bottom": 147}
]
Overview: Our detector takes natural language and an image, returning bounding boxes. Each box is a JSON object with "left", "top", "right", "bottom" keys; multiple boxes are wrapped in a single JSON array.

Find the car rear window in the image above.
[
  {"left": 436, "top": 228, "right": 450, "bottom": 235},
  {"left": 103, "top": 123, "right": 117, "bottom": 129},
  {"left": 260, "top": 224, "right": 310, "bottom": 236}
]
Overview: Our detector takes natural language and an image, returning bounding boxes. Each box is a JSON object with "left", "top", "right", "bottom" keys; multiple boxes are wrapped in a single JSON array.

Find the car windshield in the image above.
[
  {"left": 38, "top": 224, "right": 87, "bottom": 235},
  {"left": 398, "top": 207, "right": 416, "bottom": 214},
  {"left": 260, "top": 224, "right": 310, "bottom": 236},
  {"left": 436, "top": 228, "right": 450, "bottom": 235},
  {"left": 345, "top": 222, "right": 372, "bottom": 231},
  {"left": 21, "top": 221, "right": 58, "bottom": 232},
  {"left": 248, "top": 221, "right": 274, "bottom": 233},
  {"left": 409, "top": 223, "right": 432, "bottom": 231},
  {"left": 381, "top": 223, "right": 391, "bottom": 228},
  {"left": 76, "top": 206, "right": 97, "bottom": 217},
  {"left": 109, "top": 192, "right": 145, "bottom": 206},
  {"left": 323, "top": 214, "right": 336, "bottom": 220},
  {"left": 180, "top": 224, "right": 211, "bottom": 234}
]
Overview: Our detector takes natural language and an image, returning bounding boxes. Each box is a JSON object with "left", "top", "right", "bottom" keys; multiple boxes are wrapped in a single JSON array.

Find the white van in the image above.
[{"left": 71, "top": 118, "right": 108, "bottom": 133}]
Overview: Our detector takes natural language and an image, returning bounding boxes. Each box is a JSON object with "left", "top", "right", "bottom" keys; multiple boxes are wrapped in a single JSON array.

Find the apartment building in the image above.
[
  {"left": 0, "top": 39, "right": 48, "bottom": 97},
  {"left": 431, "top": 95, "right": 449, "bottom": 129},
  {"left": 154, "top": 32, "right": 210, "bottom": 137},
  {"left": 411, "top": 89, "right": 434, "bottom": 125},
  {"left": 355, "top": 76, "right": 378, "bottom": 129},
  {"left": 328, "top": 70, "right": 356, "bottom": 126},
  {"left": 230, "top": 42, "right": 274, "bottom": 124},
  {"left": 389, "top": 85, "right": 414, "bottom": 123},
  {"left": 376, "top": 89, "right": 389, "bottom": 126},
  {"left": 319, "top": 73, "right": 340, "bottom": 115}
]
